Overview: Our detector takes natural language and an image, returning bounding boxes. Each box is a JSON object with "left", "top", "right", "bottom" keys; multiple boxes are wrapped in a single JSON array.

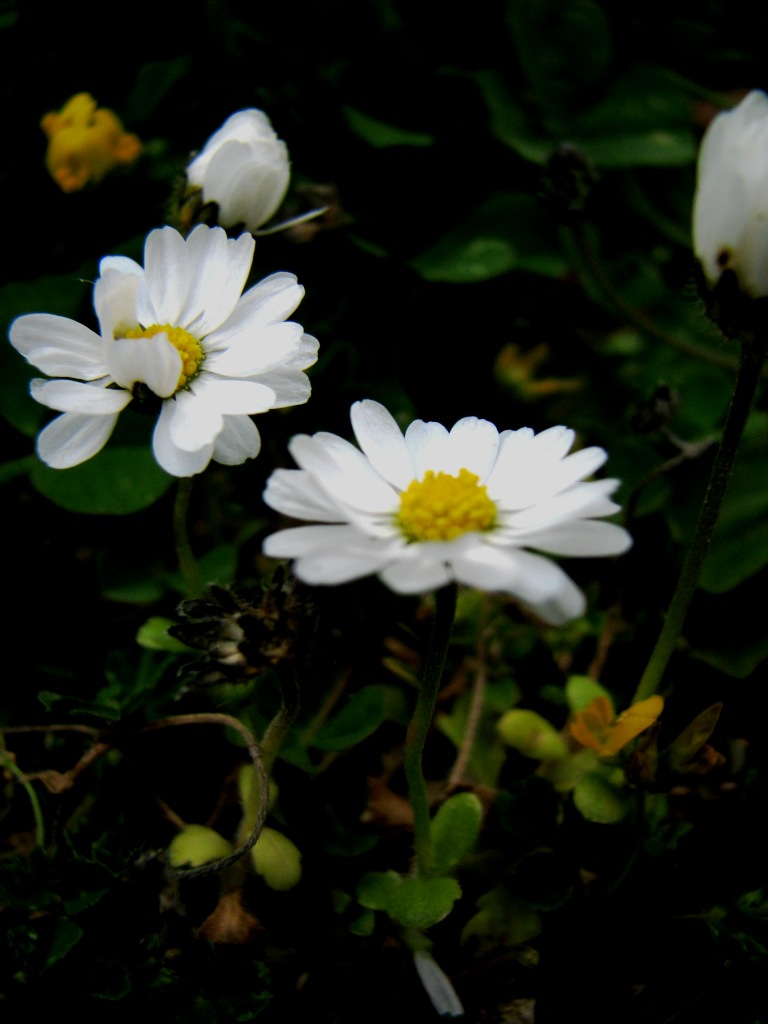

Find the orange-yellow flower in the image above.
[
  {"left": 41, "top": 93, "right": 142, "bottom": 193},
  {"left": 569, "top": 694, "right": 663, "bottom": 758}
]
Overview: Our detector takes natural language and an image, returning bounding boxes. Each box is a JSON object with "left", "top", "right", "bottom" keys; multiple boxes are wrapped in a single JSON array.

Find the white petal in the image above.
[
  {"left": 264, "top": 525, "right": 396, "bottom": 584},
  {"left": 205, "top": 321, "right": 304, "bottom": 376},
  {"left": 190, "top": 375, "right": 276, "bottom": 414},
  {"left": 488, "top": 444, "right": 607, "bottom": 506},
  {"left": 152, "top": 401, "right": 214, "bottom": 476},
  {"left": 165, "top": 388, "right": 223, "bottom": 452},
  {"left": 177, "top": 225, "right": 254, "bottom": 335},
  {"left": 106, "top": 335, "right": 182, "bottom": 397},
  {"left": 506, "top": 480, "right": 620, "bottom": 531},
  {"left": 212, "top": 415, "right": 261, "bottom": 465},
  {"left": 404, "top": 420, "right": 450, "bottom": 478},
  {"left": 10, "top": 314, "right": 107, "bottom": 380},
  {"left": 378, "top": 553, "right": 453, "bottom": 593},
  {"left": 263, "top": 468, "right": 347, "bottom": 522},
  {"left": 350, "top": 399, "right": 414, "bottom": 489},
  {"left": 94, "top": 266, "right": 142, "bottom": 342},
  {"left": 208, "top": 272, "right": 304, "bottom": 341},
  {"left": 289, "top": 433, "right": 398, "bottom": 514},
  {"left": 138, "top": 226, "right": 190, "bottom": 327},
  {"left": 443, "top": 417, "right": 500, "bottom": 478},
  {"left": 36, "top": 412, "right": 119, "bottom": 468},
  {"left": 514, "top": 519, "right": 632, "bottom": 557},
  {"left": 31, "top": 378, "right": 132, "bottom": 414},
  {"left": 254, "top": 368, "right": 312, "bottom": 408}
]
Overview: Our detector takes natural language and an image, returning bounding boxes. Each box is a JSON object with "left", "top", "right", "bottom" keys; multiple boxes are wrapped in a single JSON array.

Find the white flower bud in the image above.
[
  {"left": 186, "top": 109, "right": 290, "bottom": 232},
  {"left": 693, "top": 91, "right": 768, "bottom": 299}
]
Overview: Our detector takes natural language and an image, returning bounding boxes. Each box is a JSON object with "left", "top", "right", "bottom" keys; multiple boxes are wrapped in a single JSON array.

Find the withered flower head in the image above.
[{"left": 170, "top": 569, "right": 311, "bottom": 688}]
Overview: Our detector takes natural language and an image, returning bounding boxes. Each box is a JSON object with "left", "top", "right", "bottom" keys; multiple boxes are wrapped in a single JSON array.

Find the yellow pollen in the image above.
[
  {"left": 123, "top": 323, "right": 204, "bottom": 391},
  {"left": 397, "top": 468, "right": 497, "bottom": 542}
]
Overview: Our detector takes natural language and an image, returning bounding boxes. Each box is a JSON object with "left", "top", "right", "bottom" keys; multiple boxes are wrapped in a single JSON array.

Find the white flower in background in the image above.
[
  {"left": 186, "top": 109, "right": 291, "bottom": 233},
  {"left": 263, "top": 401, "right": 632, "bottom": 625},
  {"left": 10, "top": 224, "right": 318, "bottom": 477},
  {"left": 693, "top": 90, "right": 768, "bottom": 298}
]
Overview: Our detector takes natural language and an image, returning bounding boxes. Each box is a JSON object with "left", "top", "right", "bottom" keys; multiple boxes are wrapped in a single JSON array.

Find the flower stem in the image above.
[
  {"left": 633, "top": 334, "right": 768, "bottom": 703},
  {"left": 260, "top": 666, "right": 300, "bottom": 776},
  {"left": 404, "top": 583, "right": 458, "bottom": 878},
  {"left": 1, "top": 753, "right": 45, "bottom": 849},
  {"left": 173, "top": 477, "right": 203, "bottom": 598}
]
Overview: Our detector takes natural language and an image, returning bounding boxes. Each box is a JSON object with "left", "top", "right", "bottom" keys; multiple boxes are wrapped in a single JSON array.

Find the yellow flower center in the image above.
[
  {"left": 397, "top": 468, "right": 497, "bottom": 542},
  {"left": 123, "top": 323, "right": 205, "bottom": 392}
]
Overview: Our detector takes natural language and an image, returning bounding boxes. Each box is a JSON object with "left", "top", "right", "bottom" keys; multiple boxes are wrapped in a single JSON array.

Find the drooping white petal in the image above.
[
  {"left": 94, "top": 266, "right": 142, "bottom": 342},
  {"left": 351, "top": 399, "right": 414, "bottom": 490},
  {"left": 212, "top": 415, "right": 261, "bottom": 465},
  {"left": 165, "top": 388, "right": 224, "bottom": 452},
  {"left": 36, "top": 411, "right": 120, "bottom": 468},
  {"left": 105, "top": 335, "right": 182, "bottom": 398},
  {"left": 206, "top": 142, "right": 289, "bottom": 230},
  {"left": 152, "top": 400, "right": 214, "bottom": 476},
  {"left": 10, "top": 314, "right": 107, "bottom": 380},
  {"left": 176, "top": 225, "right": 255, "bottom": 335},
  {"left": 30, "top": 378, "right": 132, "bottom": 414}
]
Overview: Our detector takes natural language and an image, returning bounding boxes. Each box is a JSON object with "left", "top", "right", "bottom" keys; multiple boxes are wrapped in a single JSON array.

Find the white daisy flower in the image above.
[
  {"left": 9, "top": 224, "right": 318, "bottom": 477},
  {"left": 693, "top": 90, "right": 768, "bottom": 298},
  {"left": 186, "top": 109, "right": 290, "bottom": 233},
  {"left": 262, "top": 401, "right": 632, "bottom": 625}
]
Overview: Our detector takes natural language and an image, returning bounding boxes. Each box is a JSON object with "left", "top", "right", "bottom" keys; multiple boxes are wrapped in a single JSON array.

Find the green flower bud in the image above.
[
  {"left": 251, "top": 827, "right": 302, "bottom": 891},
  {"left": 168, "top": 824, "right": 233, "bottom": 868},
  {"left": 497, "top": 709, "right": 568, "bottom": 761}
]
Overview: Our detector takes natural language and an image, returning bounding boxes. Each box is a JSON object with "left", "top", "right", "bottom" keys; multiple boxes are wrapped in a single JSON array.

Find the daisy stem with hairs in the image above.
[
  {"left": 404, "top": 583, "right": 458, "bottom": 878},
  {"left": 173, "top": 478, "right": 203, "bottom": 599},
  {"left": 633, "top": 334, "right": 768, "bottom": 703}
]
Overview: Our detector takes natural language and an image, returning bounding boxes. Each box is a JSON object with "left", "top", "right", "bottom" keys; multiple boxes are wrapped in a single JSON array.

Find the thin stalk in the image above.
[
  {"left": 260, "top": 666, "right": 300, "bottom": 776},
  {"left": 2, "top": 755, "right": 45, "bottom": 848},
  {"left": 633, "top": 335, "right": 768, "bottom": 703},
  {"left": 403, "top": 583, "right": 458, "bottom": 878},
  {"left": 173, "top": 477, "right": 203, "bottom": 598}
]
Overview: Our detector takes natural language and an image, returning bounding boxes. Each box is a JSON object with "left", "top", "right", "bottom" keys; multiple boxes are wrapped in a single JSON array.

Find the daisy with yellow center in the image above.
[
  {"left": 10, "top": 225, "right": 318, "bottom": 477},
  {"left": 263, "top": 400, "right": 632, "bottom": 625}
]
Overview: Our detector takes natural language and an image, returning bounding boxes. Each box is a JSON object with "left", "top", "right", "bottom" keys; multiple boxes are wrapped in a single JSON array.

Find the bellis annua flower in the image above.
[
  {"left": 693, "top": 90, "right": 768, "bottom": 299},
  {"left": 262, "top": 401, "right": 632, "bottom": 625},
  {"left": 9, "top": 224, "right": 318, "bottom": 477},
  {"left": 185, "top": 109, "right": 291, "bottom": 233}
]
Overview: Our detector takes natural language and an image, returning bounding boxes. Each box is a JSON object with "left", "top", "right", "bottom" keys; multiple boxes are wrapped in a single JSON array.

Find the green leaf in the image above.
[
  {"left": 356, "top": 870, "right": 402, "bottom": 910},
  {"left": 312, "top": 686, "right": 385, "bottom": 751},
  {"left": 44, "top": 918, "right": 84, "bottom": 970},
  {"left": 565, "top": 675, "right": 612, "bottom": 713},
  {"left": 343, "top": 106, "right": 434, "bottom": 148},
  {"left": 412, "top": 193, "right": 568, "bottom": 283},
  {"left": 30, "top": 446, "right": 173, "bottom": 514},
  {"left": 136, "top": 617, "right": 194, "bottom": 653},
  {"left": 388, "top": 877, "right": 462, "bottom": 929},
  {"left": 124, "top": 56, "right": 192, "bottom": 124},
  {"left": 572, "top": 771, "right": 628, "bottom": 823},
  {"left": 668, "top": 703, "right": 723, "bottom": 771},
  {"left": 431, "top": 793, "right": 483, "bottom": 876}
]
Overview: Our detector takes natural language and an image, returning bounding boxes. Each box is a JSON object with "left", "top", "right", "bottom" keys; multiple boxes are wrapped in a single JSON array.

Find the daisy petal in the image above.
[
  {"left": 351, "top": 399, "right": 414, "bottom": 489},
  {"left": 264, "top": 469, "right": 347, "bottom": 522},
  {"left": 30, "top": 378, "right": 132, "bottom": 414},
  {"left": 177, "top": 225, "right": 255, "bottom": 335},
  {"left": 379, "top": 555, "right": 453, "bottom": 594},
  {"left": 106, "top": 335, "right": 182, "bottom": 398},
  {"left": 153, "top": 401, "right": 214, "bottom": 476},
  {"left": 10, "top": 314, "right": 107, "bottom": 380},
  {"left": 37, "top": 411, "right": 119, "bottom": 468},
  {"left": 212, "top": 415, "right": 261, "bottom": 465}
]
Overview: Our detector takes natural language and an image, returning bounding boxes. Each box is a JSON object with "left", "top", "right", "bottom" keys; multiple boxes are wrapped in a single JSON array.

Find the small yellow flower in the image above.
[
  {"left": 569, "top": 694, "right": 663, "bottom": 758},
  {"left": 41, "top": 93, "right": 142, "bottom": 193}
]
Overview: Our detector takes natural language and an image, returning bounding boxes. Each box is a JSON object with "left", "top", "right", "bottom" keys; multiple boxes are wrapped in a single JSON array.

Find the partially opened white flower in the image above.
[
  {"left": 263, "top": 401, "right": 632, "bottom": 625},
  {"left": 693, "top": 90, "right": 768, "bottom": 298},
  {"left": 186, "top": 109, "right": 290, "bottom": 233},
  {"left": 10, "top": 224, "right": 318, "bottom": 476}
]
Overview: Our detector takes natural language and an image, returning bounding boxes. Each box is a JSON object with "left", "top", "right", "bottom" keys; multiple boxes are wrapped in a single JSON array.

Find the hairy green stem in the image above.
[
  {"left": 260, "top": 666, "right": 301, "bottom": 776},
  {"left": 173, "top": 477, "right": 203, "bottom": 598},
  {"left": 2, "top": 755, "right": 45, "bottom": 849},
  {"left": 633, "top": 335, "right": 768, "bottom": 703},
  {"left": 404, "top": 584, "right": 458, "bottom": 878}
]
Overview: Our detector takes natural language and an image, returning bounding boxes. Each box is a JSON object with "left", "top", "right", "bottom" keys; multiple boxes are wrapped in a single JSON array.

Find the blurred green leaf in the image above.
[
  {"left": 136, "top": 616, "right": 193, "bottom": 653},
  {"left": 388, "top": 877, "right": 462, "bottom": 929},
  {"left": 412, "top": 193, "right": 568, "bottom": 282},
  {"left": 45, "top": 918, "right": 84, "bottom": 970},
  {"left": 343, "top": 107, "right": 434, "bottom": 148},
  {"left": 124, "top": 57, "right": 192, "bottom": 125},
  {"left": 30, "top": 446, "right": 172, "bottom": 514},
  {"left": 573, "top": 770, "right": 628, "bottom": 823},
  {"left": 431, "top": 793, "right": 483, "bottom": 876},
  {"left": 312, "top": 686, "right": 385, "bottom": 751}
]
